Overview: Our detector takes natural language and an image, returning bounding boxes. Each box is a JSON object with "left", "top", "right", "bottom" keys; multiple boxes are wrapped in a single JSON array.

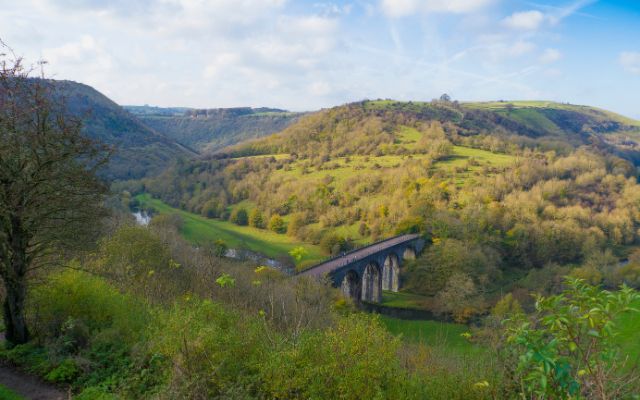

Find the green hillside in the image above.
[
  {"left": 47, "top": 80, "right": 195, "bottom": 180},
  {"left": 130, "top": 99, "right": 640, "bottom": 323},
  {"left": 136, "top": 193, "right": 324, "bottom": 267}
]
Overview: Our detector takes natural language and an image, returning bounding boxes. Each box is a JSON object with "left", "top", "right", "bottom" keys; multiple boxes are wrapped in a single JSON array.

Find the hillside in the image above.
[
  {"left": 126, "top": 105, "right": 302, "bottom": 153},
  {"left": 224, "top": 99, "right": 640, "bottom": 160},
  {"left": 131, "top": 99, "right": 640, "bottom": 318},
  {"left": 47, "top": 80, "right": 195, "bottom": 180}
]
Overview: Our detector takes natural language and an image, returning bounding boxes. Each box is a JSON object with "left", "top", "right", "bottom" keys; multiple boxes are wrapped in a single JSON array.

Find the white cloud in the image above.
[
  {"left": 509, "top": 41, "right": 535, "bottom": 57},
  {"left": 381, "top": 0, "right": 495, "bottom": 18},
  {"left": 309, "top": 81, "right": 331, "bottom": 96},
  {"left": 540, "top": 48, "right": 562, "bottom": 63},
  {"left": 502, "top": 10, "right": 545, "bottom": 30},
  {"left": 620, "top": 52, "right": 640, "bottom": 74},
  {"left": 42, "top": 35, "right": 115, "bottom": 89}
]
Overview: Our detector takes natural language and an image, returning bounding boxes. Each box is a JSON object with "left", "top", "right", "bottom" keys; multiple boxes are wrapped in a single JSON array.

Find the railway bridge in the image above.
[{"left": 297, "top": 234, "right": 425, "bottom": 303}]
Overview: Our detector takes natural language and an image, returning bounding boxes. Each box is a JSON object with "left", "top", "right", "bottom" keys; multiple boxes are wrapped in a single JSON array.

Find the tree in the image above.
[
  {"left": 229, "top": 208, "right": 248, "bottom": 226},
  {"left": 249, "top": 208, "right": 265, "bottom": 228},
  {"left": 268, "top": 214, "right": 286, "bottom": 234},
  {"left": 289, "top": 246, "right": 307, "bottom": 263},
  {"left": 213, "top": 239, "right": 228, "bottom": 258},
  {"left": 0, "top": 47, "right": 109, "bottom": 345}
]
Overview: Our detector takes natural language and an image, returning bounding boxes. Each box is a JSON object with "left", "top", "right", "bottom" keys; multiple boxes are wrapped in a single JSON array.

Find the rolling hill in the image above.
[
  {"left": 135, "top": 99, "right": 640, "bottom": 275},
  {"left": 126, "top": 105, "right": 303, "bottom": 153}
]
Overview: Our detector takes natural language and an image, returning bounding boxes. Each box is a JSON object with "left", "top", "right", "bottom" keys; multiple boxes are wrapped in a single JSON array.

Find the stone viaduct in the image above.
[{"left": 297, "top": 234, "right": 425, "bottom": 303}]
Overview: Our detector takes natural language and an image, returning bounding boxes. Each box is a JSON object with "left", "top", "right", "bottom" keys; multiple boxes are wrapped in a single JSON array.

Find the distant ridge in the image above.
[{"left": 126, "top": 105, "right": 303, "bottom": 153}]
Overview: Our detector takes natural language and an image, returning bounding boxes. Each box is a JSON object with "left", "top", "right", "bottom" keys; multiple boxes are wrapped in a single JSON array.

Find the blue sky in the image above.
[{"left": 1, "top": 0, "right": 638, "bottom": 117}]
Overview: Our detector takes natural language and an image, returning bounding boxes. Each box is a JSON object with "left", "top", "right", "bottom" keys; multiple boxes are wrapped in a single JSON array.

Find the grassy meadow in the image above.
[
  {"left": 380, "top": 316, "right": 479, "bottom": 353},
  {"left": 136, "top": 194, "right": 325, "bottom": 267},
  {"left": 381, "top": 290, "right": 429, "bottom": 309},
  {"left": 616, "top": 299, "right": 640, "bottom": 364},
  {"left": 268, "top": 143, "right": 516, "bottom": 188}
]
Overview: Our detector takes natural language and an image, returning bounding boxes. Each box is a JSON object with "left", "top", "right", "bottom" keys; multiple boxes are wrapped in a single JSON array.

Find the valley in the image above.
[{"left": 4, "top": 68, "right": 640, "bottom": 400}]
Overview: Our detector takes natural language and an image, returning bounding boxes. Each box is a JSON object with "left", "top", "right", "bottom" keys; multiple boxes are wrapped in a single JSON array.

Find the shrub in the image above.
[
  {"left": 28, "top": 269, "right": 150, "bottom": 348},
  {"left": 229, "top": 207, "right": 248, "bottom": 225},
  {"left": 501, "top": 278, "right": 640, "bottom": 399},
  {"left": 45, "top": 358, "right": 80, "bottom": 383},
  {"left": 259, "top": 314, "right": 407, "bottom": 399},
  {"left": 319, "top": 233, "right": 349, "bottom": 255},
  {"left": 249, "top": 208, "right": 265, "bottom": 228},
  {"left": 148, "top": 300, "right": 264, "bottom": 398},
  {"left": 268, "top": 214, "right": 286, "bottom": 233}
]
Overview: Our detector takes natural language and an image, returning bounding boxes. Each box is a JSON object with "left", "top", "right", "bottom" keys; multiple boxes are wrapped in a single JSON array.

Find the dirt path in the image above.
[
  {"left": 0, "top": 364, "right": 68, "bottom": 400},
  {"left": 0, "top": 365, "right": 70, "bottom": 400},
  {"left": 0, "top": 334, "right": 67, "bottom": 400}
]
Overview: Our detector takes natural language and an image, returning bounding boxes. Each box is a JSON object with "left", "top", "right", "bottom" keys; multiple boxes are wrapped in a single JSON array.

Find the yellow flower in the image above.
[{"left": 473, "top": 381, "right": 490, "bottom": 389}]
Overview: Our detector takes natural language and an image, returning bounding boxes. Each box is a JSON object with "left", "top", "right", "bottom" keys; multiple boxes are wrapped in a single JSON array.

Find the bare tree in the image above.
[{"left": 0, "top": 43, "right": 110, "bottom": 345}]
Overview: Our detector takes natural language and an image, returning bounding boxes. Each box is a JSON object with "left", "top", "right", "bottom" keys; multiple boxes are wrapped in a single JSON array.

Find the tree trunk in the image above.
[
  {"left": 2, "top": 216, "right": 30, "bottom": 346},
  {"left": 3, "top": 275, "right": 29, "bottom": 345}
]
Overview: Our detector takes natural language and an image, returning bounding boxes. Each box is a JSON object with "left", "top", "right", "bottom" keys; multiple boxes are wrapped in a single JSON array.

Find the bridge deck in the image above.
[{"left": 298, "top": 234, "right": 420, "bottom": 278}]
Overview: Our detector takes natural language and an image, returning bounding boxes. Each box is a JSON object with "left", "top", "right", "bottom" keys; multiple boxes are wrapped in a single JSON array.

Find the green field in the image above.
[
  {"left": 380, "top": 316, "right": 480, "bottom": 353},
  {"left": 466, "top": 100, "right": 640, "bottom": 128},
  {"left": 0, "top": 385, "right": 24, "bottom": 400},
  {"left": 137, "top": 194, "right": 325, "bottom": 267},
  {"left": 616, "top": 300, "right": 640, "bottom": 364},
  {"left": 381, "top": 290, "right": 429, "bottom": 309}
]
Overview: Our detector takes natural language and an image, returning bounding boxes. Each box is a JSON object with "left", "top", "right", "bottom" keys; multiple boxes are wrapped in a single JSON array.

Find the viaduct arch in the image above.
[{"left": 298, "top": 234, "right": 425, "bottom": 303}]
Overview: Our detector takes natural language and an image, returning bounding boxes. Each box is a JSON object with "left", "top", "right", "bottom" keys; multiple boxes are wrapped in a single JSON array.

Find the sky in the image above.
[{"left": 1, "top": 0, "right": 639, "bottom": 117}]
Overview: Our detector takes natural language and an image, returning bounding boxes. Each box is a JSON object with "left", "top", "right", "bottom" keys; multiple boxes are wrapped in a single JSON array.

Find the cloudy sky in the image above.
[{"left": 1, "top": 0, "right": 639, "bottom": 117}]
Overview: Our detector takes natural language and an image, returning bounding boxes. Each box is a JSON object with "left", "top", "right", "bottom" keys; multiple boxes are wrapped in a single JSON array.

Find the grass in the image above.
[
  {"left": 436, "top": 146, "right": 516, "bottom": 185},
  {"left": 616, "top": 299, "right": 640, "bottom": 364},
  {"left": 380, "top": 316, "right": 481, "bottom": 354},
  {"left": 137, "top": 194, "right": 325, "bottom": 266},
  {"left": 269, "top": 145, "right": 515, "bottom": 188},
  {"left": 465, "top": 100, "right": 640, "bottom": 128},
  {"left": 381, "top": 290, "right": 428, "bottom": 309},
  {"left": 0, "top": 385, "right": 25, "bottom": 400}
]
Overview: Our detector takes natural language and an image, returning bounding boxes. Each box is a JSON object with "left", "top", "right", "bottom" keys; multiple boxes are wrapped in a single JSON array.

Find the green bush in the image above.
[
  {"left": 75, "top": 387, "right": 119, "bottom": 400},
  {"left": 28, "top": 269, "right": 150, "bottom": 346},
  {"left": 229, "top": 207, "right": 248, "bottom": 225},
  {"left": 268, "top": 214, "right": 286, "bottom": 233},
  {"left": 45, "top": 358, "right": 80, "bottom": 383},
  {"left": 148, "top": 299, "right": 264, "bottom": 398},
  {"left": 259, "top": 314, "right": 408, "bottom": 399}
]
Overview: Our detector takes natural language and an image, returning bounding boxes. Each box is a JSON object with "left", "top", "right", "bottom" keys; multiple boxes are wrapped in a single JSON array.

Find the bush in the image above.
[
  {"left": 45, "top": 358, "right": 80, "bottom": 383},
  {"left": 148, "top": 299, "right": 264, "bottom": 398},
  {"left": 259, "top": 314, "right": 408, "bottom": 399},
  {"left": 229, "top": 207, "right": 248, "bottom": 225},
  {"left": 249, "top": 208, "right": 265, "bottom": 228},
  {"left": 268, "top": 214, "right": 286, "bottom": 233},
  {"left": 28, "top": 269, "right": 150, "bottom": 346},
  {"left": 501, "top": 279, "right": 640, "bottom": 399},
  {"left": 320, "top": 233, "right": 349, "bottom": 255}
]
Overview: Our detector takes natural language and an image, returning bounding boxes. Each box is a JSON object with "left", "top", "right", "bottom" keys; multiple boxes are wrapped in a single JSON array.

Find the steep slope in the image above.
[
  {"left": 126, "top": 105, "right": 302, "bottom": 153},
  {"left": 49, "top": 80, "right": 195, "bottom": 180}
]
